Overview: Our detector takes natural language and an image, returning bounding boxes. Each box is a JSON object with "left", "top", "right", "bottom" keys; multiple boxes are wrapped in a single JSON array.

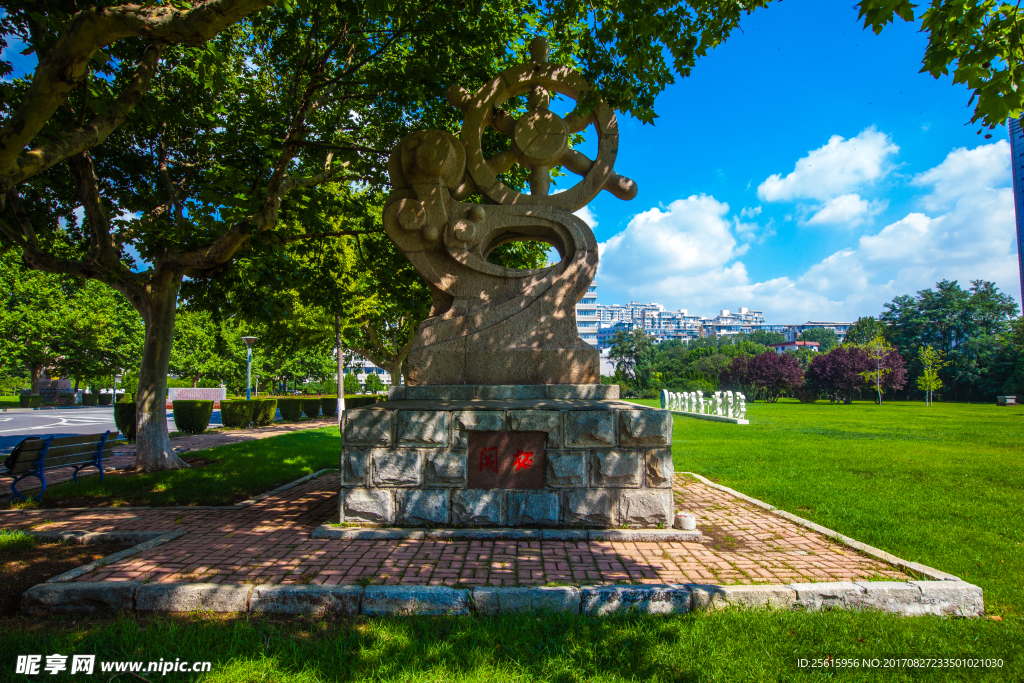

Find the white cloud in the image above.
[
  {"left": 911, "top": 140, "right": 1010, "bottom": 211},
  {"left": 596, "top": 142, "right": 1019, "bottom": 321},
  {"left": 574, "top": 205, "right": 597, "bottom": 228},
  {"left": 740, "top": 206, "right": 762, "bottom": 219},
  {"left": 757, "top": 127, "right": 899, "bottom": 202},
  {"left": 802, "top": 193, "right": 887, "bottom": 227}
]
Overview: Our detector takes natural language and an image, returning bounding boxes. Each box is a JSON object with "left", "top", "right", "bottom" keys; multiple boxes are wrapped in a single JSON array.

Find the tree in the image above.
[
  {"left": 744, "top": 351, "right": 803, "bottom": 403},
  {"left": 845, "top": 316, "right": 886, "bottom": 346},
  {"left": 798, "top": 328, "right": 839, "bottom": 352},
  {"left": 0, "top": 254, "right": 69, "bottom": 394},
  {"left": 880, "top": 280, "right": 1018, "bottom": 400},
  {"left": 364, "top": 373, "right": 385, "bottom": 394},
  {"left": 858, "top": 334, "right": 907, "bottom": 404},
  {"left": 343, "top": 372, "right": 361, "bottom": 395},
  {"left": 747, "top": 330, "right": 785, "bottom": 346},
  {"left": 805, "top": 346, "right": 873, "bottom": 404},
  {"left": 608, "top": 329, "right": 657, "bottom": 391},
  {"left": 860, "top": 0, "right": 1024, "bottom": 129},
  {"left": 916, "top": 345, "right": 948, "bottom": 406}
]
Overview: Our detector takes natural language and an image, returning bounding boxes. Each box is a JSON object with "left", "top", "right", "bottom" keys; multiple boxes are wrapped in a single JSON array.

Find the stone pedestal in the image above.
[{"left": 339, "top": 385, "right": 675, "bottom": 528}]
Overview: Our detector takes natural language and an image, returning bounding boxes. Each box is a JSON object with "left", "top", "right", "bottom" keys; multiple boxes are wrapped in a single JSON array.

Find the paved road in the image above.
[{"left": 0, "top": 407, "right": 224, "bottom": 453}]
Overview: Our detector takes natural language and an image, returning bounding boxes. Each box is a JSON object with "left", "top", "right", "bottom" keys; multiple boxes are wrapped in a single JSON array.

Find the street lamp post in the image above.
[{"left": 241, "top": 337, "right": 259, "bottom": 400}]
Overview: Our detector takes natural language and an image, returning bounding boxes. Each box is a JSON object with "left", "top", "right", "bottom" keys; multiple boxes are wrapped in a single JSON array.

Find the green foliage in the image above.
[
  {"left": 859, "top": 0, "right": 1024, "bottom": 129},
  {"left": 28, "top": 395, "right": 40, "bottom": 408},
  {"left": 114, "top": 402, "right": 136, "bottom": 441},
  {"left": 97, "top": 393, "right": 113, "bottom": 406},
  {"left": 607, "top": 329, "right": 657, "bottom": 391},
  {"left": 277, "top": 397, "right": 304, "bottom": 422},
  {"left": 880, "top": 279, "right": 1019, "bottom": 400},
  {"left": 320, "top": 396, "right": 338, "bottom": 418},
  {"left": 844, "top": 315, "right": 886, "bottom": 346},
  {"left": 0, "top": 529, "right": 36, "bottom": 554},
  {"left": 343, "top": 373, "right": 361, "bottom": 395},
  {"left": 486, "top": 241, "right": 552, "bottom": 269},
  {"left": 252, "top": 399, "right": 277, "bottom": 427},
  {"left": 172, "top": 400, "right": 214, "bottom": 435},
  {"left": 345, "top": 395, "right": 381, "bottom": 409},
  {"left": 82, "top": 393, "right": 98, "bottom": 406},
  {"left": 55, "top": 393, "right": 75, "bottom": 407},
  {"left": 302, "top": 398, "right": 321, "bottom": 419},
  {"left": 363, "top": 373, "right": 386, "bottom": 394},
  {"left": 747, "top": 330, "right": 785, "bottom": 346},
  {"left": 118, "top": 392, "right": 133, "bottom": 403},
  {"left": 220, "top": 400, "right": 255, "bottom": 429},
  {"left": 797, "top": 327, "right": 838, "bottom": 352}
]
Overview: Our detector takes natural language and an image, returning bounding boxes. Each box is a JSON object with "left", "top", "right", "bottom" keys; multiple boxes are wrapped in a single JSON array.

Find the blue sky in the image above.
[
  {"left": 4, "top": 2, "right": 1018, "bottom": 322},
  {"left": 575, "top": 0, "right": 1020, "bottom": 322}
]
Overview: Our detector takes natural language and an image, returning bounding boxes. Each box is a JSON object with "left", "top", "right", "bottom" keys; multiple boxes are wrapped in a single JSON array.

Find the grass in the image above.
[
  {"left": 632, "top": 398, "right": 1024, "bottom": 618},
  {"left": 0, "top": 396, "right": 22, "bottom": 409},
  {"left": 0, "top": 529, "right": 36, "bottom": 554},
  {"left": 0, "top": 611, "right": 1019, "bottom": 682},
  {"left": 15, "top": 426, "right": 339, "bottom": 508},
  {"left": 1, "top": 401, "right": 1021, "bottom": 681}
]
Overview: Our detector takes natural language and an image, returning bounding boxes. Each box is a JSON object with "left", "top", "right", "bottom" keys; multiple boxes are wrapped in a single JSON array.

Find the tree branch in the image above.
[
  {"left": 0, "top": 0, "right": 276, "bottom": 188},
  {"left": 67, "top": 151, "right": 120, "bottom": 266}
]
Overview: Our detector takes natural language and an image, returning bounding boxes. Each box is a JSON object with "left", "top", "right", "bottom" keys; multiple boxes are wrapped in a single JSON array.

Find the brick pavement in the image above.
[{"left": 0, "top": 473, "right": 910, "bottom": 587}]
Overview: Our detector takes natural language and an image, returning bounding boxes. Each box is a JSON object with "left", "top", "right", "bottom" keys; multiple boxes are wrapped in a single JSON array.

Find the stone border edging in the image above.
[
  {"left": 682, "top": 472, "right": 962, "bottom": 582},
  {"left": 44, "top": 530, "right": 188, "bottom": 583},
  {"left": 20, "top": 580, "right": 984, "bottom": 618},
  {"left": 310, "top": 526, "right": 703, "bottom": 543}
]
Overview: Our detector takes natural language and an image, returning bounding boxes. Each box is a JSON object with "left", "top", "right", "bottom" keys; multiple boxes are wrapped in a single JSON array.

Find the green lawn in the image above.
[
  {"left": 0, "top": 610, "right": 1020, "bottom": 682},
  {"left": 2, "top": 402, "right": 1022, "bottom": 681},
  {"left": 632, "top": 398, "right": 1024, "bottom": 617},
  {"left": 15, "top": 426, "right": 340, "bottom": 508},
  {"left": 0, "top": 396, "right": 21, "bottom": 409}
]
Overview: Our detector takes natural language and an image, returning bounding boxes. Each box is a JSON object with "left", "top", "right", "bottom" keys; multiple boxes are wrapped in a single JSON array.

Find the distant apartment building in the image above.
[
  {"left": 576, "top": 285, "right": 599, "bottom": 345},
  {"left": 785, "top": 321, "right": 852, "bottom": 344}
]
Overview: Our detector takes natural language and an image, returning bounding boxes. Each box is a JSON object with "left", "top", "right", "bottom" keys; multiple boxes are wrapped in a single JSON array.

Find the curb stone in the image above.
[
  {"left": 250, "top": 584, "right": 362, "bottom": 616},
  {"left": 18, "top": 580, "right": 985, "bottom": 617},
  {"left": 136, "top": 582, "right": 253, "bottom": 612},
  {"left": 581, "top": 584, "right": 692, "bottom": 615},
  {"left": 310, "top": 525, "right": 702, "bottom": 543},
  {"left": 22, "top": 581, "right": 139, "bottom": 615},
  {"left": 682, "top": 472, "right": 961, "bottom": 582},
  {"left": 473, "top": 586, "right": 581, "bottom": 615},
  {"left": 362, "top": 585, "right": 470, "bottom": 616}
]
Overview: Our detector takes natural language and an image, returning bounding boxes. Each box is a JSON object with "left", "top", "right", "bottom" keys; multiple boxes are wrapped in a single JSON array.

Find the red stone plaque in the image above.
[{"left": 467, "top": 431, "right": 546, "bottom": 489}]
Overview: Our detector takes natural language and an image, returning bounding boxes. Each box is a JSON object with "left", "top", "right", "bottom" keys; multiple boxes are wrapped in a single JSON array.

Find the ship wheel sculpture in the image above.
[{"left": 382, "top": 37, "right": 637, "bottom": 386}]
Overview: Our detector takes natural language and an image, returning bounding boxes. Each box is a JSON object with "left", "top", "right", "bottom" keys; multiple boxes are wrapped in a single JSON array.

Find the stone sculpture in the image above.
[{"left": 382, "top": 37, "right": 637, "bottom": 386}]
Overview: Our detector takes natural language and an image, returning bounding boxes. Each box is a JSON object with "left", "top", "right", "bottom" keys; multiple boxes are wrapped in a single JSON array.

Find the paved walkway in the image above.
[
  {"left": 0, "top": 474, "right": 909, "bottom": 587},
  {"left": 2, "top": 418, "right": 336, "bottom": 496}
]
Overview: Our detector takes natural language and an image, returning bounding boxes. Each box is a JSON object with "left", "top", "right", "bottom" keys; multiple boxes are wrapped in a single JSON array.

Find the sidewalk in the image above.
[{"left": 0, "top": 474, "right": 910, "bottom": 587}]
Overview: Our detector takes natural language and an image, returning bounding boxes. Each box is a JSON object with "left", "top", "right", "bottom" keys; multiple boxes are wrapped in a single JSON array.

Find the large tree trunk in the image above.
[
  {"left": 133, "top": 272, "right": 188, "bottom": 471},
  {"left": 29, "top": 364, "right": 41, "bottom": 394},
  {"left": 335, "top": 313, "right": 345, "bottom": 419}
]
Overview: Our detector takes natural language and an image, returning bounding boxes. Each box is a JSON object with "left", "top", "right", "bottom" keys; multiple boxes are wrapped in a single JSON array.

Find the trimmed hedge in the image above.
[
  {"left": 114, "top": 401, "right": 137, "bottom": 441},
  {"left": 320, "top": 397, "right": 338, "bottom": 418},
  {"left": 18, "top": 394, "right": 29, "bottom": 408},
  {"left": 28, "top": 395, "right": 42, "bottom": 408},
  {"left": 116, "top": 393, "right": 131, "bottom": 403},
  {"left": 277, "top": 397, "right": 304, "bottom": 422},
  {"left": 344, "top": 395, "right": 380, "bottom": 409},
  {"left": 252, "top": 398, "right": 277, "bottom": 426},
  {"left": 83, "top": 393, "right": 98, "bottom": 406},
  {"left": 302, "top": 398, "right": 321, "bottom": 419},
  {"left": 98, "top": 393, "right": 113, "bottom": 406},
  {"left": 56, "top": 393, "right": 76, "bottom": 407},
  {"left": 172, "top": 400, "right": 214, "bottom": 434},
  {"left": 221, "top": 400, "right": 254, "bottom": 428}
]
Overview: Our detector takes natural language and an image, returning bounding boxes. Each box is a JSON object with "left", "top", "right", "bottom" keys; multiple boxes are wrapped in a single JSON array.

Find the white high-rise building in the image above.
[{"left": 576, "top": 284, "right": 598, "bottom": 345}]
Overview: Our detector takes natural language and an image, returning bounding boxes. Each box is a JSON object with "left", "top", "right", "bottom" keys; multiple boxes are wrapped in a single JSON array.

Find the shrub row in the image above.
[
  {"left": 18, "top": 395, "right": 42, "bottom": 408},
  {"left": 172, "top": 400, "right": 214, "bottom": 435},
  {"left": 220, "top": 398, "right": 278, "bottom": 429},
  {"left": 98, "top": 394, "right": 113, "bottom": 406},
  {"left": 56, "top": 393, "right": 76, "bottom": 407},
  {"left": 82, "top": 393, "right": 98, "bottom": 406},
  {"left": 114, "top": 402, "right": 136, "bottom": 441}
]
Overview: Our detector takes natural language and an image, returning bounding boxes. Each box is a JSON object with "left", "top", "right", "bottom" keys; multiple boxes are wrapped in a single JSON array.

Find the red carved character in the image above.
[
  {"left": 512, "top": 449, "right": 534, "bottom": 471},
  {"left": 479, "top": 446, "right": 498, "bottom": 473}
]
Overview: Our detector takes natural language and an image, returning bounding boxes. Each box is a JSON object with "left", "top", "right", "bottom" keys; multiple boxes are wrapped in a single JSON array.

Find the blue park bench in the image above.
[{"left": 1, "top": 431, "right": 120, "bottom": 503}]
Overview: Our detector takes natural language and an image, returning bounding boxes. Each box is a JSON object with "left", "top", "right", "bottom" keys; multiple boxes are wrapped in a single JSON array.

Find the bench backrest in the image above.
[{"left": 4, "top": 432, "right": 121, "bottom": 474}]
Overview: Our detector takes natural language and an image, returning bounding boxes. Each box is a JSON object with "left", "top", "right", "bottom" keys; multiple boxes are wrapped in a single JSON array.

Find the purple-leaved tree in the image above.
[{"left": 745, "top": 351, "right": 803, "bottom": 403}]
